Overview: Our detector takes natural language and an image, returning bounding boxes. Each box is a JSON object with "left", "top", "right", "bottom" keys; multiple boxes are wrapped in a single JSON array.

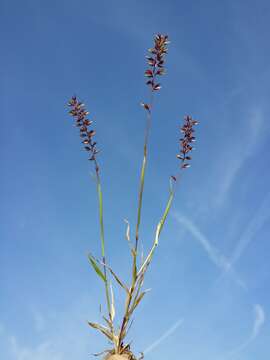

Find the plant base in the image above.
[
  {"left": 104, "top": 349, "right": 139, "bottom": 360},
  {"left": 104, "top": 355, "right": 130, "bottom": 360}
]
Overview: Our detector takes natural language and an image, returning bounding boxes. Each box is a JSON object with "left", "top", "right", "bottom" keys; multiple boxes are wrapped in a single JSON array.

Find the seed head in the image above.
[
  {"left": 68, "top": 96, "right": 99, "bottom": 164},
  {"left": 177, "top": 115, "right": 199, "bottom": 169},
  {"left": 145, "top": 34, "right": 169, "bottom": 92}
]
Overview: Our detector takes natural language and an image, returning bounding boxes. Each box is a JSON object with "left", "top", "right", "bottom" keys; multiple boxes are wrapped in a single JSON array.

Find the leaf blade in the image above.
[
  {"left": 87, "top": 321, "right": 113, "bottom": 341},
  {"left": 88, "top": 254, "right": 106, "bottom": 282}
]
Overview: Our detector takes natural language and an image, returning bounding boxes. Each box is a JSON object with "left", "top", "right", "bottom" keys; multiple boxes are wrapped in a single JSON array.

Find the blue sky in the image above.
[{"left": 1, "top": 0, "right": 270, "bottom": 359}]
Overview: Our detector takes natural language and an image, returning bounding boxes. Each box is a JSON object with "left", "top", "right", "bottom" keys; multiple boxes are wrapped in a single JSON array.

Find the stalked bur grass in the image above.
[{"left": 67, "top": 34, "right": 199, "bottom": 360}]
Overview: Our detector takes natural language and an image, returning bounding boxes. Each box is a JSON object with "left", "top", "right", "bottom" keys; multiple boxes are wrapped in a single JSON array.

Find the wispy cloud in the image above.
[
  {"left": 143, "top": 318, "right": 183, "bottom": 355},
  {"left": 9, "top": 337, "right": 63, "bottom": 360},
  {"left": 0, "top": 324, "right": 63, "bottom": 360},
  {"left": 252, "top": 304, "right": 265, "bottom": 340},
  {"left": 0, "top": 296, "right": 99, "bottom": 360},
  {"left": 215, "top": 107, "right": 264, "bottom": 207},
  {"left": 229, "top": 192, "right": 270, "bottom": 266},
  {"left": 0, "top": 315, "right": 183, "bottom": 360},
  {"left": 172, "top": 212, "right": 246, "bottom": 288},
  {"left": 220, "top": 304, "right": 265, "bottom": 360}
]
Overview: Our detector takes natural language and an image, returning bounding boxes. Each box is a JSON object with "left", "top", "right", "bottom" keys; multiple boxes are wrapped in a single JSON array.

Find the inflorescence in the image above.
[
  {"left": 145, "top": 34, "right": 169, "bottom": 92},
  {"left": 68, "top": 96, "right": 100, "bottom": 168},
  {"left": 177, "top": 115, "right": 199, "bottom": 169}
]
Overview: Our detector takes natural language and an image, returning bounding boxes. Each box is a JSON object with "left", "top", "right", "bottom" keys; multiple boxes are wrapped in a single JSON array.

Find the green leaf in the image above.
[
  {"left": 87, "top": 321, "right": 113, "bottom": 341},
  {"left": 130, "top": 289, "right": 150, "bottom": 313},
  {"left": 102, "top": 316, "right": 112, "bottom": 328},
  {"left": 88, "top": 254, "right": 106, "bottom": 282},
  {"left": 107, "top": 266, "right": 129, "bottom": 293},
  {"left": 135, "top": 153, "right": 147, "bottom": 245},
  {"left": 158, "top": 190, "right": 174, "bottom": 236},
  {"left": 137, "top": 188, "right": 174, "bottom": 277}
]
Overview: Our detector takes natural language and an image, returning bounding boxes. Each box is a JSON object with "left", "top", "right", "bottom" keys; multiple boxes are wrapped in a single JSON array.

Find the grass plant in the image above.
[{"left": 67, "top": 34, "right": 199, "bottom": 360}]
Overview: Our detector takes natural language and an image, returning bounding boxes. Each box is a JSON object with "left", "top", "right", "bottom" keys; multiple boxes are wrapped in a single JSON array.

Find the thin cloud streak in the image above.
[
  {"left": 229, "top": 192, "right": 270, "bottom": 266},
  {"left": 0, "top": 297, "right": 98, "bottom": 360},
  {"left": 220, "top": 304, "right": 265, "bottom": 360},
  {"left": 217, "top": 192, "right": 270, "bottom": 284},
  {"left": 9, "top": 336, "right": 64, "bottom": 360},
  {"left": 143, "top": 318, "right": 183, "bottom": 355},
  {"left": 215, "top": 107, "right": 264, "bottom": 207},
  {"left": 172, "top": 212, "right": 246, "bottom": 288},
  {"left": 252, "top": 304, "right": 265, "bottom": 340}
]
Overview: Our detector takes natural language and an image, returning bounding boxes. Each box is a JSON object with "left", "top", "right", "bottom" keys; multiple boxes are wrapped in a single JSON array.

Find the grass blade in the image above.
[
  {"left": 131, "top": 290, "right": 148, "bottom": 312},
  {"left": 138, "top": 188, "right": 174, "bottom": 277},
  {"left": 88, "top": 254, "right": 106, "bottom": 282},
  {"left": 88, "top": 321, "right": 113, "bottom": 341}
]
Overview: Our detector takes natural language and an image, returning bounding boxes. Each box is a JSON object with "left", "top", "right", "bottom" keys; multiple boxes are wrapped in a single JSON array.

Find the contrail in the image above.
[
  {"left": 215, "top": 107, "right": 264, "bottom": 207},
  {"left": 172, "top": 212, "right": 246, "bottom": 289},
  {"left": 216, "top": 193, "right": 270, "bottom": 285},
  {"left": 218, "top": 304, "right": 265, "bottom": 360},
  {"left": 143, "top": 318, "right": 184, "bottom": 355},
  {"left": 229, "top": 192, "right": 270, "bottom": 266},
  {"left": 252, "top": 304, "right": 265, "bottom": 340}
]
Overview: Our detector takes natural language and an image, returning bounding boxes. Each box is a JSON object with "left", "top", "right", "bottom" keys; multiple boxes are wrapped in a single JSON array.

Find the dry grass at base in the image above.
[
  {"left": 104, "top": 350, "right": 139, "bottom": 360},
  {"left": 104, "top": 355, "right": 130, "bottom": 360}
]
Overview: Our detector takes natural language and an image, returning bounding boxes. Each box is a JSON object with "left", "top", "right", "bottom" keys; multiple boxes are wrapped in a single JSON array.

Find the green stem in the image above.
[
  {"left": 138, "top": 188, "right": 174, "bottom": 277},
  {"left": 95, "top": 165, "right": 112, "bottom": 327},
  {"left": 97, "top": 179, "right": 105, "bottom": 257},
  {"left": 117, "top": 283, "right": 135, "bottom": 352},
  {"left": 135, "top": 148, "right": 147, "bottom": 252},
  {"left": 135, "top": 92, "right": 154, "bottom": 253},
  {"left": 118, "top": 187, "right": 175, "bottom": 351},
  {"left": 118, "top": 88, "right": 156, "bottom": 352}
]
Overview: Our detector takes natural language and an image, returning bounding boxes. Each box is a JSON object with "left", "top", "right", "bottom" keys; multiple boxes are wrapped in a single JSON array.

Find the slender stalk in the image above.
[
  {"left": 117, "top": 288, "right": 133, "bottom": 352},
  {"left": 117, "top": 92, "right": 154, "bottom": 351},
  {"left": 135, "top": 92, "right": 154, "bottom": 253},
  {"left": 94, "top": 162, "right": 114, "bottom": 339},
  {"left": 118, "top": 91, "right": 155, "bottom": 354},
  {"left": 119, "top": 35, "right": 170, "bottom": 352},
  {"left": 118, "top": 185, "right": 175, "bottom": 351},
  {"left": 135, "top": 33, "right": 168, "bottom": 252}
]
